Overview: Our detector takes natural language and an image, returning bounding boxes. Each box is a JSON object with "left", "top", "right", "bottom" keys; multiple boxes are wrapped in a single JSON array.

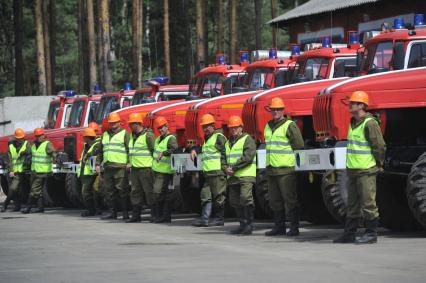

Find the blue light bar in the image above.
[
  {"left": 291, "top": 45, "right": 301, "bottom": 56},
  {"left": 269, "top": 48, "right": 278, "bottom": 59},
  {"left": 216, "top": 54, "right": 226, "bottom": 65},
  {"left": 144, "top": 76, "right": 170, "bottom": 86},
  {"left": 414, "top": 14, "right": 425, "bottom": 26},
  {"left": 93, "top": 83, "right": 102, "bottom": 94},
  {"left": 394, "top": 18, "right": 405, "bottom": 29},
  {"left": 239, "top": 51, "right": 249, "bottom": 63},
  {"left": 348, "top": 31, "right": 359, "bottom": 44},
  {"left": 322, "top": 36, "right": 331, "bottom": 48},
  {"left": 123, "top": 82, "right": 133, "bottom": 90},
  {"left": 65, "top": 90, "right": 76, "bottom": 97}
]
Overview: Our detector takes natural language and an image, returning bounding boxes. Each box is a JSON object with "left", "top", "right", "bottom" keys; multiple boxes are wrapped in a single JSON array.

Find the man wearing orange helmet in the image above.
[
  {"left": 78, "top": 127, "right": 101, "bottom": 217},
  {"left": 126, "top": 112, "right": 155, "bottom": 223},
  {"left": 151, "top": 116, "right": 178, "bottom": 223},
  {"left": 95, "top": 112, "right": 131, "bottom": 220},
  {"left": 334, "top": 91, "right": 386, "bottom": 244},
  {"left": 1, "top": 128, "right": 31, "bottom": 212},
  {"left": 22, "top": 128, "right": 56, "bottom": 214},
  {"left": 191, "top": 114, "right": 227, "bottom": 227},
  {"left": 264, "top": 97, "right": 304, "bottom": 237},
  {"left": 225, "top": 115, "right": 257, "bottom": 235}
]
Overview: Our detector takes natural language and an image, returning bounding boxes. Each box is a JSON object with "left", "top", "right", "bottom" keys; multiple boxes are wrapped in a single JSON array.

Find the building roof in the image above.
[{"left": 268, "top": 0, "right": 381, "bottom": 25}]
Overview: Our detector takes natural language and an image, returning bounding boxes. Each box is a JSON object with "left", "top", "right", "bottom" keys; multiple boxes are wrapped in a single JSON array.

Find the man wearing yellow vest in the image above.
[
  {"left": 225, "top": 115, "right": 257, "bottom": 235},
  {"left": 95, "top": 112, "right": 130, "bottom": 220},
  {"left": 191, "top": 114, "right": 227, "bottom": 227},
  {"left": 127, "top": 113, "right": 155, "bottom": 223},
  {"left": 22, "top": 128, "right": 55, "bottom": 214},
  {"left": 1, "top": 128, "right": 31, "bottom": 212},
  {"left": 152, "top": 116, "right": 178, "bottom": 223},
  {"left": 264, "top": 97, "right": 304, "bottom": 237},
  {"left": 334, "top": 91, "right": 386, "bottom": 244},
  {"left": 78, "top": 127, "right": 101, "bottom": 217}
]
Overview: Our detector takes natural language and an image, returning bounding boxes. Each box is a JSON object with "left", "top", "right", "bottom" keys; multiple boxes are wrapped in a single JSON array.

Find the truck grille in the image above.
[
  {"left": 242, "top": 102, "right": 256, "bottom": 136},
  {"left": 313, "top": 93, "right": 332, "bottom": 141}
]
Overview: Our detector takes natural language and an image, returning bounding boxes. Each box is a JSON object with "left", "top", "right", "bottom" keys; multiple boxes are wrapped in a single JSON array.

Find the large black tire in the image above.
[
  {"left": 0, "top": 174, "right": 10, "bottom": 196},
  {"left": 65, "top": 173, "right": 84, "bottom": 208},
  {"left": 298, "top": 172, "right": 336, "bottom": 224},
  {"left": 45, "top": 174, "right": 72, "bottom": 207},
  {"left": 177, "top": 173, "right": 201, "bottom": 213},
  {"left": 254, "top": 170, "right": 273, "bottom": 219},
  {"left": 321, "top": 170, "right": 348, "bottom": 223},
  {"left": 405, "top": 152, "right": 426, "bottom": 229}
]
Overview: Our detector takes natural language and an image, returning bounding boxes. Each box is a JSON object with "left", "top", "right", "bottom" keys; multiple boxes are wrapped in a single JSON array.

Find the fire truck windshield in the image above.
[
  {"left": 243, "top": 67, "right": 275, "bottom": 90},
  {"left": 362, "top": 41, "right": 393, "bottom": 73},
  {"left": 190, "top": 73, "right": 223, "bottom": 97},
  {"left": 94, "top": 95, "right": 120, "bottom": 124},
  {"left": 132, "top": 90, "right": 153, "bottom": 105},
  {"left": 298, "top": 57, "right": 329, "bottom": 81},
  {"left": 68, "top": 100, "right": 86, "bottom": 127},
  {"left": 46, "top": 102, "right": 60, "bottom": 129}
]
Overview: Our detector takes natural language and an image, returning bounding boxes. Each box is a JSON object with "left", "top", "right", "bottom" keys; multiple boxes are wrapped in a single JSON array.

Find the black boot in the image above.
[
  {"left": 157, "top": 199, "right": 171, "bottom": 223},
  {"left": 94, "top": 194, "right": 102, "bottom": 215},
  {"left": 12, "top": 200, "right": 21, "bottom": 212},
  {"left": 153, "top": 201, "right": 165, "bottom": 223},
  {"left": 210, "top": 205, "right": 225, "bottom": 226},
  {"left": 333, "top": 218, "right": 359, "bottom": 243},
  {"left": 149, "top": 204, "right": 158, "bottom": 223},
  {"left": 230, "top": 208, "right": 246, "bottom": 234},
  {"left": 32, "top": 198, "right": 44, "bottom": 213},
  {"left": 101, "top": 200, "right": 118, "bottom": 220},
  {"left": 355, "top": 218, "right": 378, "bottom": 244},
  {"left": 240, "top": 205, "right": 255, "bottom": 236},
  {"left": 81, "top": 200, "right": 96, "bottom": 217},
  {"left": 121, "top": 199, "right": 129, "bottom": 220},
  {"left": 192, "top": 202, "right": 212, "bottom": 227},
  {"left": 265, "top": 210, "right": 286, "bottom": 236},
  {"left": 126, "top": 205, "right": 142, "bottom": 223},
  {"left": 21, "top": 198, "right": 33, "bottom": 214},
  {"left": 286, "top": 208, "right": 299, "bottom": 236},
  {"left": 1, "top": 197, "right": 11, "bottom": 212}
]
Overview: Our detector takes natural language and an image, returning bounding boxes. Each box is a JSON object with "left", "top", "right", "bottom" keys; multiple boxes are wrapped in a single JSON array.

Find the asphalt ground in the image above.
[{"left": 0, "top": 208, "right": 426, "bottom": 283}]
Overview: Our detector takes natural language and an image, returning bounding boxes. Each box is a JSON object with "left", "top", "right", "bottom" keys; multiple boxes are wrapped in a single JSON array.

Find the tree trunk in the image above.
[
  {"left": 87, "top": 0, "right": 97, "bottom": 92},
  {"left": 163, "top": 0, "right": 171, "bottom": 80},
  {"left": 196, "top": 0, "right": 205, "bottom": 70},
  {"left": 35, "top": 0, "right": 47, "bottom": 96},
  {"left": 203, "top": 0, "right": 208, "bottom": 65},
  {"left": 49, "top": 0, "right": 56, "bottom": 94},
  {"left": 229, "top": 0, "right": 237, "bottom": 64},
  {"left": 100, "top": 0, "right": 113, "bottom": 91},
  {"left": 13, "top": 0, "right": 24, "bottom": 96},
  {"left": 43, "top": 0, "right": 52, "bottom": 97},
  {"left": 96, "top": 0, "right": 104, "bottom": 89},
  {"left": 183, "top": 0, "right": 193, "bottom": 82},
  {"left": 271, "top": 0, "right": 277, "bottom": 48},
  {"left": 78, "top": 0, "right": 85, "bottom": 93},
  {"left": 217, "top": 0, "right": 224, "bottom": 52},
  {"left": 254, "top": 0, "right": 262, "bottom": 50},
  {"left": 132, "top": 0, "right": 143, "bottom": 88}
]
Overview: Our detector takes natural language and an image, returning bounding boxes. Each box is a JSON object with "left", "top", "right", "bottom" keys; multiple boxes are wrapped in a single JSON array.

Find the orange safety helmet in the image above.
[
  {"left": 154, "top": 116, "right": 168, "bottom": 128},
  {"left": 14, "top": 128, "right": 25, "bottom": 139},
  {"left": 200, "top": 114, "right": 215, "bottom": 126},
  {"left": 108, "top": 112, "right": 121, "bottom": 123},
  {"left": 34, "top": 128, "right": 45, "bottom": 136},
  {"left": 83, "top": 127, "right": 97, "bottom": 137},
  {"left": 349, "top": 91, "right": 369, "bottom": 106},
  {"left": 128, "top": 113, "right": 143, "bottom": 124},
  {"left": 88, "top": 122, "right": 100, "bottom": 132},
  {"left": 228, "top": 115, "right": 243, "bottom": 128},
  {"left": 269, "top": 97, "right": 285, "bottom": 109}
]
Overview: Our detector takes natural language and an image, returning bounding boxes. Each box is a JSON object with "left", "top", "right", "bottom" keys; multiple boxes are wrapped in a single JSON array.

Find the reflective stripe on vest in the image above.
[
  {"left": 129, "top": 132, "right": 153, "bottom": 168},
  {"left": 152, "top": 135, "right": 174, "bottom": 174},
  {"left": 78, "top": 141, "right": 99, "bottom": 177},
  {"left": 202, "top": 132, "right": 225, "bottom": 172},
  {"left": 31, "top": 141, "right": 52, "bottom": 173},
  {"left": 346, "top": 117, "right": 376, "bottom": 169},
  {"left": 9, "top": 141, "right": 28, "bottom": 173},
  {"left": 101, "top": 129, "right": 127, "bottom": 164},
  {"left": 225, "top": 134, "right": 256, "bottom": 177},
  {"left": 264, "top": 120, "right": 296, "bottom": 167}
]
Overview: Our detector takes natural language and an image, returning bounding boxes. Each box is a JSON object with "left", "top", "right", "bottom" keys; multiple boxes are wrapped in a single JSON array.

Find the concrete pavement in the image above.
[{"left": 0, "top": 209, "right": 425, "bottom": 283}]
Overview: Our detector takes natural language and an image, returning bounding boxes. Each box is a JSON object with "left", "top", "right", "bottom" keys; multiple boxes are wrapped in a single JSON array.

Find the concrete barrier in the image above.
[{"left": 0, "top": 96, "right": 55, "bottom": 137}]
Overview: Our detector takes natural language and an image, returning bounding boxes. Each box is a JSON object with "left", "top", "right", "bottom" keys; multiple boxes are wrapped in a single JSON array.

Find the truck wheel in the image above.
[
  {"left": 65, "top": 173, "right": 84, "bottom": 208},
  {"left": 298, "top": 173, "right": 335, "bottom": 224},
  {"left": 321, "top": 170, "right": 348, "bottom": 223},
  {"left": 406, "top": 152, "right": 426, "bottom": 229},
  {"left": 254, "top": 170, "right": 273, "bottom": 219},
  {"left": 177, "top": 173, "right": 201, "bottom": 213},
  {"left": 45, "top": 174, "right": 71, "bottom": 207},
  {"left": 0, "top": 174, "right": 10, "bottom": 196}
]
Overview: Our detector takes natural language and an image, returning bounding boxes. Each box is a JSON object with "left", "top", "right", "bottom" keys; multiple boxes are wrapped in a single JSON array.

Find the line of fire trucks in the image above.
[{"left": 1, "top": 15, "right": 426, "bottom": 231}]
